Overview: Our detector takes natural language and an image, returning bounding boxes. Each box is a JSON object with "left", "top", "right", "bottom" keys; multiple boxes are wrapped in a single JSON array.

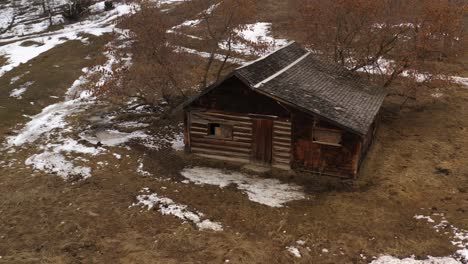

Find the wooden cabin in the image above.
[{"left": 183, "top": 42, "right": 387, "bottom": 178}]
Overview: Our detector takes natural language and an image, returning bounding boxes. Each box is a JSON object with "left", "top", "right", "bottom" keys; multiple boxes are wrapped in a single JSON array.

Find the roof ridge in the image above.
[
  {"left": 253, "top": 51, "right": 311, "bottom": 88},
  {"left": 235, "top": 41, "right": 296, "bottom": 70}
]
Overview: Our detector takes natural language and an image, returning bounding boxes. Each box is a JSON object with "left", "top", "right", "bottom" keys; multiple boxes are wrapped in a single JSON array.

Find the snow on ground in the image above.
[
  {"left": 180, "top": 167, "right": 305, "bottom": 207},
  {"left": 25, "top": 151, "right": 91, "bottom": 180},
  {"left": 220, "top": 22, "right": 289, "bottom": 56},
  {"left": 131, "top": 188, "right": 223, "bottom": 231},
  {"left": 451, "top": 76, "right": 468, "bottom": 87},
  {"left": 171, "top": 3, "right": 220, "bottom": 30},
  {"left": 79, "top": 129, "right": 150, "bottom": 147},
  {"left": 286, "top": 246, "right": 302, "bottom": 258},
  {"left": 3, "top": 35, "right": 132, "bottom": 179},
  {"left": 357, "top": 57, "right": 468, "bottom": 88},
  {"left": 372, "top": 213, "right": 467, "bottom": 263},
  {"left": 136, "top": 159, "right": 152, "bottom": 177},
  {"left": 9, "top": 81, "right": 34, "bottom": 99},
  {"left": 414, "top": 214, "right": 467, "bottom": 261},
  {"left": 177, "top": 46, "right": 246, "bottom": 64},
  {"left": 370, "top": 256, "right": 462, "bottom": 264},
  {"left": 6, "top": 90, "right": 92, "bottom": 147},
  {"left": 171, "top": 133, "right": 184, "bottom": 151},
  {"left": 116, "top": 121, "right": 150, "bottom": 129},
  {"left": 0, "top": 1, "right": 138, "bottom": 77}
]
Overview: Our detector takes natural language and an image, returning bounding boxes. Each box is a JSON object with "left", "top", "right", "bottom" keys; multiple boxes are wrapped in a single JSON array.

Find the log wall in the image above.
[
  {"left": 187, "top": 109, "right": 292, "bottom": 168},
  {"left": 272, "top": 120, "right": 292, "bottom": 169},
  {"left": 188, "top": 110, "right": 253, "bottom": 162}
]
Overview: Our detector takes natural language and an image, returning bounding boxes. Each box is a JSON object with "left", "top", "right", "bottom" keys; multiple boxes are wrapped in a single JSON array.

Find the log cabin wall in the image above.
[
  {"left": 186, "top": 109, "right": 293, "bottom": 168},
  {"left": 187, "top": 110, "right": 253, "bottom": 162},
  {"left": 291, "top": 112, "right": 362, "bottom": 178}
]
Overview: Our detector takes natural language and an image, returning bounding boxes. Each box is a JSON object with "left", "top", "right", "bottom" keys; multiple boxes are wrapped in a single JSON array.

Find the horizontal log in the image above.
[
  {"left": 192, "top": 147, "right": 250, "bottom": 158},
  {"left": 273, "top": 149, "right": 291, "bottom": 156},
  {"left": 274, "top": 120, "right": 291, "bottom": 126},
  {"left": 191, "top": 137, "right": 252, "bottom": 147},
  {"left": 274, "top": 125, "right": 291, "bottom": 131},
  {"left": 273, "top": 141, "right": 291, "bottom": 147},
  {"left": 190, "top": 126, "right": 207, "bottom": 132},
  {"left": 234, "top": 126, "right": 252, "bottom": 133},
  {"left": 192, "top": 113, "right": 252, "bottom": 125},
  {"left": 199, "top": 111, "right": 252, "bottom": 121},
  {"left": 273, "top": 136, "right": 291, "bottom": 142},
  {"left": 273, "top": 146, "right": 291, "bottom": 152},
  {"left": 191, "top": 135, "right": 252, "bottom": 144},
  {"left": 190, "top": 131, "right": 208, "bottom": 136},
  {"left": 274, "top": 130, "right": 291, "bottom": 136},
  {"left": 273, "top": 157, "right": 291, "bottom": 164},
  {"left": 191, "top": 142, "right": 251, "bottom": 154},
  {"left": 194, "top": 154, "right": 250, "bottom": 164},
  {"left": 192, "top": 116, "right": 252, "bottom": 126},
  {"left": 233, "top": 136, "right": 252, "bottom": 142},
  {"left": 233, "top": 131, "right": 252, "bottom": 137}
]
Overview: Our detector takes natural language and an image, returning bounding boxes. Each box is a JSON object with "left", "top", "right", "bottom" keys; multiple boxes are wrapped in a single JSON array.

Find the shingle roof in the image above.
[{"left": 187, "top": 42, "right": 387, "bottom": 135}]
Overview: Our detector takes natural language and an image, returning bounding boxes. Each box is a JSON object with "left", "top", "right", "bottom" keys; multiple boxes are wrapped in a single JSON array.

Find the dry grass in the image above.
[{"left": 0, "top": 34, "right": 111, "bottom": 137}]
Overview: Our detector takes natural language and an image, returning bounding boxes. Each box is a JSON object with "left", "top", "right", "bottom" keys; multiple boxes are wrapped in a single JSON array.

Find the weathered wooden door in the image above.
[{"left": 252, "top": 119, "right": 273, "bottom": 164}]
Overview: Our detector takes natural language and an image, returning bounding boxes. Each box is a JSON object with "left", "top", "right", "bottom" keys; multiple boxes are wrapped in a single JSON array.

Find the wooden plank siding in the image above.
[{"left": 188, "top": 110, "right": 254, "bottom": 162}]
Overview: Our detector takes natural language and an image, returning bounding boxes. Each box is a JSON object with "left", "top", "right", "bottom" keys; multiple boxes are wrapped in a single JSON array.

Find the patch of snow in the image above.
[
  {"left": 6, "top": 91, "right": 92, "bottom": 146},
  {"left": 25, "top": 151, "right": 91, "bottom": 180},
  {"left": 171, "top": 133, "right": 184, "bottom": 151},
  {"left": 296, "top": 240, "right": 306, "bottom": 245},
  {"left": 414, "top": 215, "right": 435, "bottom": 223},
  {"left": 131, "top": 188, "right": 223, "bottom": 231},
  {"left": 0, "top": 2, "right": 137, "bottom": 77},
  {"left": 451, "top": 76, "right": 468, "bottom": 87},
  {"left": 180, "top": 167, "right": 305, "bottom": 207},
  {"left": 10, "top": 71, "right": 29, "bottom": 84},
  {"left": 286, "top": 246, "right": 301, "bottom": 258},
  {"left": 221, "top": 22, "right": 289, "bottom": 56},
  {"left": 117, "top": 121, "right": 150, "bottom": 128},
  {"left": 136, "top": 159, "right": 152, "bottom": 177},
  {"left": 47, "top": 138, "right": 102, "bottom": 155},
  {"left": 177, "top": 46, "right": 246, "bottom": 64},
  {"left": 369, "top": 256, "right": 462, "bottom": 264},
  {"left": 9, "top": 81, "right": 34, "bottom": 99},
  {"left": 80, "top": 129, "right": 150, "bottom": 147},
  {"left": 171, "top": 3, "right": 219, "bottom": 30}
]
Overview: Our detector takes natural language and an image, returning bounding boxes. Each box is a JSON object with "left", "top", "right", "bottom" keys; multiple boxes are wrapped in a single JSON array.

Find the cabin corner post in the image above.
[
  {"left": 352, "top": 140, "right": 363, "bottom": 178},
  {"left": 184, "top": 110, "right": 191, "bottom": 153}
]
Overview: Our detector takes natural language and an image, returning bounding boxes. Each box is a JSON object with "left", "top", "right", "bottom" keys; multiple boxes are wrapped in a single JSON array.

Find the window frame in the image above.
[
  {"left": 206, "top": 123, "right": 234, "bottom": 140},
  {"left": 311, "top": 119, "right": 343, "bottom": 147}
]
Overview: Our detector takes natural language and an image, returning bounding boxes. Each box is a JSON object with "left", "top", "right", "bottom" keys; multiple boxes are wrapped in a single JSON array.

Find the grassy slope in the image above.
[
  {"left": 0, "top": 2, "right": 466, "bottom": 263},
  {"left": 0, "top": 34, "right": 111, "bottom": 137}
]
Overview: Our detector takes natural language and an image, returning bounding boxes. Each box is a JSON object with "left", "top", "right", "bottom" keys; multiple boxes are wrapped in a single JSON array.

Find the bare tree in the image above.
[
  {"left": 41, "top": 0, "right": 54, "bottom": 26},
  {"left": 0, "top": 0, "right": 20, "bottom": 35},
  {"left": 92, "top": 0, "right": 260, "bottom": 112},
  {"left": 186, "top": 0, "right": 258, "bottom": 88},
  {"left": 293, "top": 0, "right": 466, "bottom": 88},
  {"left": 91, "top": 1, "right": 197, "bottom": 112}
]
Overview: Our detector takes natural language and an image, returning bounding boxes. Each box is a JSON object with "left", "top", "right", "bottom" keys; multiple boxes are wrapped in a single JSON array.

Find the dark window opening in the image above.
[{"left": 207, "top": 123, "right": 233, "bottom": 139}]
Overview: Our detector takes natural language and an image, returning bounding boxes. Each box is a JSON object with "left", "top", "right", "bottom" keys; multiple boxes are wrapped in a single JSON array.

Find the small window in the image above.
[
  {"left": 207, "top": 123, "right": 233, "bottom": 139},
  {"left": 312, "top": 128, "right": 342, "bottom": 146}
]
